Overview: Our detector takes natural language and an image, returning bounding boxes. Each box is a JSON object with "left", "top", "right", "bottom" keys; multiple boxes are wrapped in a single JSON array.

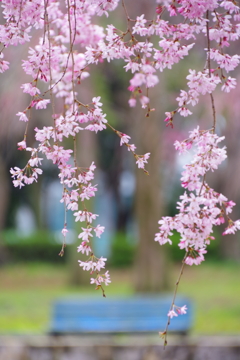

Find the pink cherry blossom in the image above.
[
  {"left": 61, "top": 228, "right": 68, "bottom": 237},
  {"left": 77, "top": 241, "right": 92, "bottom": 256},
  {"left": 140, "top": 95, "right": 149, "bottom": 108},
  {"left": 35, "top": 99, "right": 51, "bottom": 110},
  {"left": 176, "top": 305, "right": 187, "bottom": 315},
  {"left": 128, "top": 98, "right": 137, "bottom": 107},
  {"left": 90, "top": 270, "right": 111, "bottom": 286},
  {"left": 21, "top": 83, "right": 41, "bottom": 96},
  {"left": 120, "top": 133, "right": 131, "bottom": 146},
  {"left": 94, "top": 225, "right": 105, "bottom": 238},
  {"left": 136, "top": 153, "right": 150, "bottom": 169},
  {"left": 16, "top": 112, "right": 29, "bottom": 122},
  {"left": 78, "top": 228, "right": 93, "bottom": 241},
  {"left": 167, "top": 309, "right": 178, "bottom": 319},
  {"left": 17, "top": 140, "right": 27, "bottom": 150}
]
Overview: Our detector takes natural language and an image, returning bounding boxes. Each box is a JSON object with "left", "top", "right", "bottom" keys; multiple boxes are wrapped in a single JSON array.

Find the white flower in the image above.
[
  {"left": 120, "top": 133, "right": 131, "bottom": 146},
  {"left": 168, "top": 309, "right": 178, "bottom": 319},
  {"left": 16, "top": 112, "right": 28, "bottom": 122},
  {"left": 94, "top": 225, "right": 105, "bottom": 238},
  {"left": 35, "top": 99, "right": 50, "bottom": 109},
  {"left": 78, "top": 228, "right": 93, "bottom": 241}
]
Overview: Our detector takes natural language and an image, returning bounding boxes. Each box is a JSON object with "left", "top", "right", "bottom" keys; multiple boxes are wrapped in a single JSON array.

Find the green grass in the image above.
[
  {"left": 176, "top": 261, "right": 240, "bottom": 334},
  {"left": 0, "top": 261, "right": 239, "bottom": 334},
  {"left": 0, "top": 263, "right": 133, "bottom": 333}
]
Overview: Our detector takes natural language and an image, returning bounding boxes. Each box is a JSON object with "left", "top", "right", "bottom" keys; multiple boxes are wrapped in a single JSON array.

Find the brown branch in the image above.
[
  {"left": 122, "top": 0, "right": 132, "bottom": 34},
  {"left": 206, "top": 10, "right": 216, "bottom": 132}
]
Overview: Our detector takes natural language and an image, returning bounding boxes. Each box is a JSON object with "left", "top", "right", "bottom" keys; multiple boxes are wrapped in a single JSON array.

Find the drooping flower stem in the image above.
[{"left": 161, "top": 252, "right": 187, "bottom": 348}]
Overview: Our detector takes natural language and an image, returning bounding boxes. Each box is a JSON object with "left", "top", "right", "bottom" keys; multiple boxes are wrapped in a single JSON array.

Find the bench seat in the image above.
[{"left": 50, "top": 296, "right": 192, "bottom": 334}]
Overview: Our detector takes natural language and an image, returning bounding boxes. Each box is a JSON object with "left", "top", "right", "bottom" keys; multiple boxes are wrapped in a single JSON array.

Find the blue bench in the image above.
[{"left": 50, "top": 296, "right": 192, "bottom": 334}]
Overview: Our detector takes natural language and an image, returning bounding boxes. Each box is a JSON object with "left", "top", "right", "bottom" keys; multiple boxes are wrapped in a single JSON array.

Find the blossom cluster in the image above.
[
  {"left": 84, "top": 1, "right": 240, "bottom": 116},
  {"left": 155, "top": 127, "right": 240, "bottom": 266},
  {"left": 168, "top": 305, "right": 187, "bottom": 319},
  {"left": 11, "top": 98, "right": 112, "bottom": 290}
]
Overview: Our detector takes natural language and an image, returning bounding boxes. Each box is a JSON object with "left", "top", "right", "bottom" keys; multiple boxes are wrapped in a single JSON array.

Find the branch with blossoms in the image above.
[
  {"left": 1, "top": 0, "right": 240, "bottom": 339},
  {"left": 153, "top": 1, "right": 240, "bottom": 345},
  {"left": 156, "top": 127, "right": 240, "bottom": 345}
]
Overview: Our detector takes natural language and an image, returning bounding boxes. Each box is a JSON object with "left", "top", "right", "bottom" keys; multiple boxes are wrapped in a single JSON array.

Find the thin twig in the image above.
[
  {"left": 59, "top": 186, "right": 67, "bottom": 257},
  {"left": 67, "top": 0, "right": 77, "bottom": 111},
  {"left": 198, "top": 173, "right": 206, "bottom": 197},
  {"left": 45, "top": 0, "right": 57, "bottom": 138},
  {"left": 122, "top": 0, "right": 132, "bottom": 34},
  {"left": 162, "top": 252, "right": 187, "bottom": 348},
  {"left": 206, "top": 11, "right": 216, "bottom": 132}
]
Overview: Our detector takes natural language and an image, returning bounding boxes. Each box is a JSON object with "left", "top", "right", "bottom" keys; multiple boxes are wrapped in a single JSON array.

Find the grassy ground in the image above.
[
  {"left": 176, "top": 261, "right": 240, "bottom": 335},
  {"left": 0, "top": 261, "right": 239, "bottom": 334}
]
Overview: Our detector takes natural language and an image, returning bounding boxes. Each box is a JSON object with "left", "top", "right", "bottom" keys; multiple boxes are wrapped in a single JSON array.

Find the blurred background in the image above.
[{"left": 0, "top": 0, "right": 240, "bottom": 341}]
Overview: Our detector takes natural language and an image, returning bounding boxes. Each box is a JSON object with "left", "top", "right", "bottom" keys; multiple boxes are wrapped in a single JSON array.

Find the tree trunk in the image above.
[
  {"left": 133, "top": 95, "right": 169, "bottom": 293},
  {"left": 0, "top": 154, "right": 10, "bottom": 264},
  {"left": 117, "top": 0, "right": 169, "bottom": 292},
  {"left": 218, "top": 150, "right": 240, "bottom": 261}
]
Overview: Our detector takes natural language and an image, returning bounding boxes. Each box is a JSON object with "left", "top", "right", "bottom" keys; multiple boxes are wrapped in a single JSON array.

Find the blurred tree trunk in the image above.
[
  {"left": 208, "top": 88, "right": 240, "bottom": 261},
  {"left": 0, "top": 155, "right": 9, "bottom": 230},
  {"left": 0, "top": 154, "right": 10, "bottom": 264},
  {"left": 221, "top": 234, "right": 240, "bottom": 261},
  {"left": 217, "top": 136, "right": 240, "bottom": 261},
  {"left": 124, "top": 0, "right": 169, "bottom": 292},
  {"left": 133, "top": 95, "right": 169, "bottom": 293}
]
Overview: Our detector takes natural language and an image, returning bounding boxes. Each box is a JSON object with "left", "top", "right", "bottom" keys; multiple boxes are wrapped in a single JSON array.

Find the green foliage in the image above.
[
  {"left": 110, "top": 232, "right": 136, "bottom": 268},
  {"left": 1, "top": 230, "right": 66, "bottom": 263},
  {"left": 2, "top": 227, "right": 222, "bottom": 265}
]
